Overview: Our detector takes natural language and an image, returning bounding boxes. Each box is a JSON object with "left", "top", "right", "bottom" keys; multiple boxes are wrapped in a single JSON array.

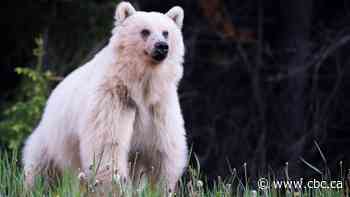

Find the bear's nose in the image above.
[{"left": 151, "top": 42, "right": 169, "bottom": 62}]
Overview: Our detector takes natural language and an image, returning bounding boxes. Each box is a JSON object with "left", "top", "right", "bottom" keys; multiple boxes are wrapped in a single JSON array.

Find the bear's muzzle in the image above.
[{"left": 151, "top": 41, "right": 168, "bottom": 62}]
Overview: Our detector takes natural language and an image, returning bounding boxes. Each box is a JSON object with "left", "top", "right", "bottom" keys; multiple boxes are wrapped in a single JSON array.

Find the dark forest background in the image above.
[{"left": 1, "top": 0, "right": 350, "bottom": 182}]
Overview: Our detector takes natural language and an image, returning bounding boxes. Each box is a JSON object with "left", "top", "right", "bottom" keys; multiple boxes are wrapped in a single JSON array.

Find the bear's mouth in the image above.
[
  {"left": 151, "top": 50, "right": 168, "bottom": 62},
  {"left": 144, "top": 50, "right": 168, "bottom": 63}
]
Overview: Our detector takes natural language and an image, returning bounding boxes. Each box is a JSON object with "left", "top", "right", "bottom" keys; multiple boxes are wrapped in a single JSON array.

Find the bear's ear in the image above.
[
  {"left": 115, "top": 2, "right": 136, "bottom": 24},
  {"left": 165, "top": 6, "right": 184, "bottom": 29}
]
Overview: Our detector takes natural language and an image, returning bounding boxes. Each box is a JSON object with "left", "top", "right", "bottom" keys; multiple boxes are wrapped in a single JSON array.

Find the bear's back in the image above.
[{"left": 39, "top": 47, "right": 112, "bottom": 136}]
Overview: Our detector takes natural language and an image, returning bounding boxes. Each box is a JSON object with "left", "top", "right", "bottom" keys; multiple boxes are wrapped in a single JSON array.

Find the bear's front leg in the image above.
[
  {"left": 153, "top": 92, "right": 188, "bottom": 192},
  {"left": 160, "top": 143, "right": 188, "bottom": 193},
  {"left": 79, "top": 96, "right": 136, "bottom": 186}
]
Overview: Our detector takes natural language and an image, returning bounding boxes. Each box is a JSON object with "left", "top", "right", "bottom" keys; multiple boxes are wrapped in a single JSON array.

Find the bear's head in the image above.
[{"left": 110, "top": 2, "right": 184, "bottom": 67}]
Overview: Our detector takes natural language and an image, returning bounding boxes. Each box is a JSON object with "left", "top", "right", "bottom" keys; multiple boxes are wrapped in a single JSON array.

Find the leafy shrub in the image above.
[{"left": 0, "top": 37, "right": 56, "bottom": 150}]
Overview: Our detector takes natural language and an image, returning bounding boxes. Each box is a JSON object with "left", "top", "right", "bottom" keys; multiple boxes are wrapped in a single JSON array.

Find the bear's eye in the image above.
[
  {"left": 141, "top": 29, "right": 151, "bottom": 38},
  {"left": 162, "top": 31, "right": 169, "bottom": 39}
]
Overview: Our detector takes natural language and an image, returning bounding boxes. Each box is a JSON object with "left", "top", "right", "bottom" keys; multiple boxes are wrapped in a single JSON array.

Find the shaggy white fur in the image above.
[{"left": 22, "top": 1, "right": 187, "bottom": 192}]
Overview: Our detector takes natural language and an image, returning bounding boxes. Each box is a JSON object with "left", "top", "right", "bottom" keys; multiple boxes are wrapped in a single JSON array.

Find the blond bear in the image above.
[{"left": 22, "top": 1, "right": 187, "bottom": 192}]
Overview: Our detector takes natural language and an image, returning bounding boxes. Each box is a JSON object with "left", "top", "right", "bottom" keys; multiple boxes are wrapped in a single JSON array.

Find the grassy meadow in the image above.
[{"left": 0, "top": 151, "right": 348, "bottom": 197}]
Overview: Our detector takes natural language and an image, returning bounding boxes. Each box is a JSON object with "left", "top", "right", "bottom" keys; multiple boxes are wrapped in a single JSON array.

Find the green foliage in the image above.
[
  {"left": 0, "top": 37, "right": 55, "bottom": 150},
  {"left": 0, "top": 151, "right": 346, "bottom": 197}
]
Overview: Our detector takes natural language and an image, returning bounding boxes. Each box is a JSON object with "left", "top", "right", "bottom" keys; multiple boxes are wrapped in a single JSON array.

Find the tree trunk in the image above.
[{"left": 277, "top": 0, "right": 313, "bottom": 174}]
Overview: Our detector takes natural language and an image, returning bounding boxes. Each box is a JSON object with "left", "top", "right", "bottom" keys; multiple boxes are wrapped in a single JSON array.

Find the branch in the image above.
[{"left": 267, "top": 34, "right": 350, "bottom": 82}]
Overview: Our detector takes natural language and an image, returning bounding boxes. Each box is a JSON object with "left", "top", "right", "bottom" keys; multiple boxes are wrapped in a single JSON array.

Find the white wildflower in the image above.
[
  {"left": 78, "top": 172, "right": 86, "bottom": 181},
  {"left": 113, "top": 173, "right": 121, "bottom": 183},
  {"left": 251, "top": 190, "right": 257, "bottom": 197},
  {"left": 196, "top": 180, "right": 203, "bottom": 188}
]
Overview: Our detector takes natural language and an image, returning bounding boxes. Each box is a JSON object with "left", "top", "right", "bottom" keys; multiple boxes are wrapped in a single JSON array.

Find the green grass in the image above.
[{"left": 0, "top": 151, "right": 347, "bottom": 197}]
